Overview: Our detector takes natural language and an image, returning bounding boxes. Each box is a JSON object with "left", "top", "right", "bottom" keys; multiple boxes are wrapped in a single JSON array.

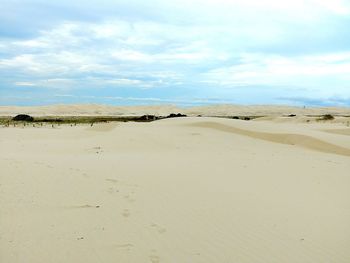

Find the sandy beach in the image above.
[{"left": 1, "top": 105, "right": 350, "bottom": 263}]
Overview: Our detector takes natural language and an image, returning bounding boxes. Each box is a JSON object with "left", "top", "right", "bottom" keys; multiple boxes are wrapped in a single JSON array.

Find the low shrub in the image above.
[
  {"left": 12, "top": 114, "right": 34, "bottom": 122},
  {"left": 320, "top": 114, "right": 334, "bottom": 121}
]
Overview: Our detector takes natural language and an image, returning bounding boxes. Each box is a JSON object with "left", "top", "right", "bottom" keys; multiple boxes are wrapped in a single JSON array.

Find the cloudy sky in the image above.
[{"left": 1, "top": 0, "right": 350, "bottom": 106}]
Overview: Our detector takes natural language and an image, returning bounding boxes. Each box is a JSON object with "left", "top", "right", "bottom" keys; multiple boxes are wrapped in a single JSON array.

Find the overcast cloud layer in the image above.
[{"left": 1, "top": 0, "right": 350, "bottom": 106}]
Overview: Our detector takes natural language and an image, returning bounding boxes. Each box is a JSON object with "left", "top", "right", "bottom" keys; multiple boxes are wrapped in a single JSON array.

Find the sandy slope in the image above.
[
  {"left": 0, "top": 104, "right": 349, "bottom": 116},
  {"left": 1, "top": 117, "right": 350, "bottom": 263}
]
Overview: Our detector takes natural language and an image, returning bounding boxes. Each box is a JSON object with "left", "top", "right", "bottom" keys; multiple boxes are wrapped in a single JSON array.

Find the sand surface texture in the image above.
[{"left": 1, "top": 112, "right": 350, "bottom": 262}]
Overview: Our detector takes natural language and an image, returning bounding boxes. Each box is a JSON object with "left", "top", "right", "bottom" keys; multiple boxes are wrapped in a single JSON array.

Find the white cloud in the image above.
[
  {"left": 14, "top": 82, "right": 36, "bottom": 86},
  {"left": 90, "top": 21, "right": 130, "bottom": 39},
  {"left": 312, "top": 0, "right": 350, "bottom": 15},
  {"left": 0, "top": 20, "right": 230, "bottom": 81},
  {"left": 106, "top": 78, "right": 156, "bottom": 88},
  {"left": 204, "top": 52, "right": 350, "bottom": 88},
  {"left": 0, "top": 51, "right": 111, "bottom": 76},
  {"left": 13, "top": 39, "right": 49, "bottom": 48},
  {"left": 13, "top": 78, "right": 77, "bottom": 89},
  {"left": 0, "top": 54, "right": 43, "bottom": 72},
  {"left": 179, "top": 0, "right": 350, "bottom": 17},
  {"left": 112, "top": 50, "right": 153, "bottom": 62}
]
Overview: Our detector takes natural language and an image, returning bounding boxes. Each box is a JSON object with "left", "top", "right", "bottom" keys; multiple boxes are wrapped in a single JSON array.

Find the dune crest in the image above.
[
  {"left": 323, "top": 128, "right": 350, "bottom": 136},
  {"left": 192, "top": 121, "right": 350, "bottom": 157}
]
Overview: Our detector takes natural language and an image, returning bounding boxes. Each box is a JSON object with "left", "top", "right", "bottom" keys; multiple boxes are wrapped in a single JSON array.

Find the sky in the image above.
[{"left": 1, "top": 0, "right": 350, "bottom": 106}]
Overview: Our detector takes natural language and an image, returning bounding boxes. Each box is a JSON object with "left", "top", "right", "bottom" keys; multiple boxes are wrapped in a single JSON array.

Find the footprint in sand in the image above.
[
  {"left": 94, "top": 146, "right": 103, "bottom": 154},
  {"left": 149, "top": 254, "right": 160, "bottom": 263},
  {"left": 106, "top": 178, "right": 119, "bottom": 183},
  {"left": 86, "top": 146, "right": 103, "bottom": 154},
  {"left": 150, "top": 223, "right": 166, "bottom": 234},
  {"left": 124, "top": 194, "right": 136, "bottom": 203},
  {"left": 106, "top": 178, "right": 138, "bottom": 188},
  {"left": 66, "top": 204, "right": 100, "bottom": 209},
  {"left": 122, "top": 209, "right": 130, "bottom": 217},
  {"left": 107, "top": 187, "right": 119, "bottom": 194},
  {"left": 69, "top": 167, "right": 80, "bottom": 172},
  {"left": 106, "top": 179, "right": 120, "bottom": 194},
  {"left": 116, "top": 243, "right": 133, "bottom": 251}
]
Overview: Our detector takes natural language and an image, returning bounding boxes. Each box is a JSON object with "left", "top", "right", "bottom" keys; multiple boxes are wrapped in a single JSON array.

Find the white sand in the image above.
[{"left": 1, "top": 106, "right": 350, "bottom": 263}]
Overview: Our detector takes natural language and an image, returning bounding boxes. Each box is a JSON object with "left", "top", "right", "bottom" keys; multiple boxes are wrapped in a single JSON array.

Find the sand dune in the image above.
[
  {"left": 0, "top": 103, "right": 349, "bottom": 117},
  {"left": 323, "top": 128, "right": 350, "bottom": 136},
  {"left": 191, "top": 121, "right": 350, "bottom": 156},
  {"left": 1, "top": 116, "right": 350, "bottom": 263}
]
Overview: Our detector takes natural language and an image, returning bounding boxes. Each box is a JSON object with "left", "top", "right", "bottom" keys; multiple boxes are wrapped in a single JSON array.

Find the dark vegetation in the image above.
[
  {"left": 138, "top": 115, "right": 158, "bottom": 121},
  {"left": 3, "top": 113, "right": 342, "bottom": 127},
  {"left": 12, "top": 114, "right": 34, "bottom": 122},
  {"left": 166, "top": 113, "right": 187, "bottom": 118},
  {"left": 1, "top": 112, "right": 188, "bottom": 126},
  {"left": 137, "top": 113, "right": 187, "bottom": 121},
  {"left": 230, "top": 116, "right": 257, "bottom": 121},
  {"left": 318, "top": 114, "right": 335, "bottom": 121}
]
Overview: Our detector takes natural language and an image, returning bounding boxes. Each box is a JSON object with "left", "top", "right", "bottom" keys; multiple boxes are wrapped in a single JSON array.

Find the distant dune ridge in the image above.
[{"left": 0, "top": 104, "right": 349, "bottom": 116}]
